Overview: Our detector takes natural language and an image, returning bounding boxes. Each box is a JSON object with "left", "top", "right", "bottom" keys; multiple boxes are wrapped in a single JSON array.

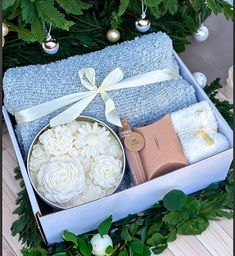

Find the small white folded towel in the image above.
[{"left": 170, "top": 101, "right": 230, "bottom": 164}]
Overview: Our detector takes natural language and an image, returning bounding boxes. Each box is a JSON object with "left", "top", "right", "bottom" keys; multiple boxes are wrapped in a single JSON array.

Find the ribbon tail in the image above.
[
  {"left": 15, "top": 92, "right": 92, "bottom": 124},
  {"left": 50, "top": 93, "right": 97, "bottom": 127},
  {"left": 109, "top": 69, "right": 180, "bottom": 91},
  {"left": 100, "top": 92, "right": 122, "bottom": 127}
]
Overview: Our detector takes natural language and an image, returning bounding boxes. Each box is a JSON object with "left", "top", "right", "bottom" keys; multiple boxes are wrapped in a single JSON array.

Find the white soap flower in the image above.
[
  {"left": 91, "top": 234, "right": 113, "bottom": 256},
  {"left": 75, "top": 122, "right": 111, "bottom": 158},
  {"left": 104, "top": 137, "right": 123, "bottom": 159},
  {"left": 81, "top": 183, "right": 105, "bottom": 202},
  {"left": 37, "top": 156, "right": 85, "bottom": 205},
  {"left": 30, "top": 144, "right": 49, "bottom": 172},
  {"left": 79, "top": 157, "right": 93, "bottom": 172},
  {"left": 67, "top": 121, "right": 81, "bottom": 135},
  {"left": 32, "top": 144, "right": 48, "bottom": 158},
  {"left": 67, "top": 147, "right": 81, "bottom": 157},
  {"left": 90, "top": 156, "right": 122, "bottom": 189},
  {"left": 39, "top": 126, "right": 73, "bottom": 156}
]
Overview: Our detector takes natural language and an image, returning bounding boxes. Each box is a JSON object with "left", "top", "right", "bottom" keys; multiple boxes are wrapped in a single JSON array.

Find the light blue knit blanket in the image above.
[{"left": 3, "top": 32, "right": 197, "bottom": 157}]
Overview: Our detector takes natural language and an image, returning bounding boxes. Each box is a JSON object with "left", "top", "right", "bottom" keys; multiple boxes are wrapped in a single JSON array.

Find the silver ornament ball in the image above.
[
  {"left": 2, "top": 36, "right": 5, "bottom": 47},
  {"left": 42, "top": 38, "right": 59, "bottom": 54},
  {"left": 193, "top": 72, "right": 207, "bottom": 88},
  {"left": 135, "top": 14, "right": 151, "bottom": 33},
  {"left": 106, "top": 29, "right": 121, "bottom": 43},
  {"left": 193, "top": 24, "right": 209, "bottom": 42},
  {"left": 2, "top": 23, "right": 9, "bottom": 37}
]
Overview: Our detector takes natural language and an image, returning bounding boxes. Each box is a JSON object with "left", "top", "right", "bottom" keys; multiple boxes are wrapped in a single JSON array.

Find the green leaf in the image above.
[
  {"left": 167, "top": 230, "right": 177, "bottom": 242},
  {"left": 162, "top": 211, "right": 181, "bottom": 225},
  {"left": 223, "top": 1, "right": 233, "bottom": 20},
  {"left": 55, "top": 0, "right": 92, "bottom": 15},
  {"left": 129, "top": 222, "right": 139, "bottom": 236},
  {"left": 118, "top": 249, "right": 129, "bottom": 256},
  {"left": 150, "top": 244, "right": 168, "bottom": 254},
  {"left": 77, "top": 237, "right": 92, "bottom": 256},
  {"left": 130, "top": 240, "right": 145, "bottom": 255},
  {"left": 137, "top": 226, "right": 147, "bottom": 241},
  {"left": 147, "top": 223, "right": 162, "bottom": 237},
  {"left": 163, "top": 190, "right": 187, "bottom": 211},
  {"left": 180, "top": 197, "right": 201, "bottom": 218},
  {"left": 21, "top": 247, "right": 48, "bottom": 256},
  {"left": 3, "top": 0, "right": 15, "bottom": 10},
  {"left": 105, "top": 246, "right": 115, "bottom": 255},
  {"left": 147, "top": 233, "right": 166, "bottom": 246},
  {"left": 21, "top": 0, "right": 36, "bottom": 23},
  {"left": 53, "top": 253, "right": 66, "bottom": 256},
  {"left": 162, "top": 0, "right": 179, "bottom": 15},
  {"left": 98, "top": 215, "right": 112, "bottom": 237},
  {"left": 31, "top": 16, "right": 45, "bottom": 43},
  {"left": 35, "top": 0, "right": 74, "bottom": 30},
  {"left": 177, "top": 217, "right": 209, "bottom": 235},
  {"left": 121, "top": 227, "right": 132, "bottom": 242},
  {"left": 146, "top": 0, "right": 164, "bottom": 7},
  {"left": 117, "top": 0, "right": 129, "bottom": 16},
  {"left": 63, "top": 230, "right": 78, "bottom": 245}
]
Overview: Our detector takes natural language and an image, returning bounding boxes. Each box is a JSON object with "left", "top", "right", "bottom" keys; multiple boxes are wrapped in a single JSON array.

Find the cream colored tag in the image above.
[{"left": 124, "top": 132, "right": 145, "bottom": 152}]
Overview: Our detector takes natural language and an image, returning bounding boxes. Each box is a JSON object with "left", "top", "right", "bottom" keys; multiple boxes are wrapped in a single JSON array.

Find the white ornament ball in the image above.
[
  {"left": 193, "top": 72, "right": 207, "bottom": 88},
  {"left": 2, "top": 36, "right": 5, "bottom": 47},
  {"left": 135, "top": 17, "right": 151, "bottom": 33},
  {"left": 106, "top": 29, "right": 120, "bottom": 43},
  {"left": 91, "top": 234, "right": 113, "bottom": 256},
  {"left": 42, "top": 39, "right": 59, "bottom": 54},
  {"left": 193, "top": 24, "right": 209, "bottom": 42},
  {"left": 2, "top": 23, "right": 9, "bottom": 37}
]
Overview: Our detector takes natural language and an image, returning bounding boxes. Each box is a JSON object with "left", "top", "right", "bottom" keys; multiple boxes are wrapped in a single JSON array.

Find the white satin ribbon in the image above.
[{"left": 15, "top": 67, "right": 180, "bottom": 127}]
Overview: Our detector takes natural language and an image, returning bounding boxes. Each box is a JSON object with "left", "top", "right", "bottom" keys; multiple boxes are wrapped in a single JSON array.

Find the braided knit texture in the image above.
[{"left": 3, "top": 32, "right": 197, "bottom": 157}]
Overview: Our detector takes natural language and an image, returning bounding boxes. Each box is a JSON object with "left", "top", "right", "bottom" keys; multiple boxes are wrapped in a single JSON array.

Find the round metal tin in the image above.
[{"left": 27, "top": 116, "right": 126, "bottom": 210}]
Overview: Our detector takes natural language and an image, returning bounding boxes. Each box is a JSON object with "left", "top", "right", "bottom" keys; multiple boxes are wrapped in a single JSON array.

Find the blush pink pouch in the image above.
[{"left": 133, "top": 115, "right": 188, "bottom": 180}]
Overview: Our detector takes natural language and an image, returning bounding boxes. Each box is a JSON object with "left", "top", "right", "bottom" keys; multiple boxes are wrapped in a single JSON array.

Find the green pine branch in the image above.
[{"left": 2, "top": 0, "right": 233, "bottom": 48}]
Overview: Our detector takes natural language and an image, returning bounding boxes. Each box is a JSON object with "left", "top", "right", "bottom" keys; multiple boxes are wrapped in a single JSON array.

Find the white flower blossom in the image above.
[
  {"left": 29, "top": 144, "right": 49, "bottom": 172},
  {"left": 89, "top": 156, "right": 122, "bottom": 189},
  {"left": 39, "top": 126, "right": 73, "bottom": 156},
  {"left": 37, "top": 156, "right": 85, "bottom": 205},
  {"left": 75, "top": 122, "right": 111, "bottom": 158},
  {"left": 81, "top": 183, "right": 105, "bottom": 202},
  {"left": 104, "top": 137, "right": 123, "bottom": 159}
]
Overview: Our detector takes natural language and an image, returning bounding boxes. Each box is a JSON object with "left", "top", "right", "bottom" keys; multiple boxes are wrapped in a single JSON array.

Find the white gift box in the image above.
[{"left": 2, "top": 52, "right": 233, "bottom": 245}]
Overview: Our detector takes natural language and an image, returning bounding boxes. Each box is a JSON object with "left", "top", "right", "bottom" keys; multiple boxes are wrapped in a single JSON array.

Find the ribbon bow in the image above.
[{"left": 15, "top": 68, "right": 180, "bottom": 127}]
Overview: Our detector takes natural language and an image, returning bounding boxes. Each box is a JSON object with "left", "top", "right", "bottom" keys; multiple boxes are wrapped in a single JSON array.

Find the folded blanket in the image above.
[
  {"left": 170, "top": 101, "right": 230, "bottom": 164},
  {"left": 3, "top": 32, "right": 197, "bottom": 156}
]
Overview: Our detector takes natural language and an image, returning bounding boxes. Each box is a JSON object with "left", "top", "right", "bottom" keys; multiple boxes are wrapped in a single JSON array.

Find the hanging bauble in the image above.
[
  {"left": 2, "top": 23, "right": 9, "bottom": 37},
  {"left": 42, "top": 36, "right": 59, "bottom": 54},
  {"left": 106, "top": 29, "right": 120, "bottom": 43},
  {"left": 2, "top": 36, "right": 5, "bottom": 47},
  {"left": 193, "top": 72, "right": 207, "bottom": 88},
  {"left": 135, "top": 12, "right": 151, "bottom": 33},
  {"left": 193, "top": 24, "right": 209, "bottom": 42}
]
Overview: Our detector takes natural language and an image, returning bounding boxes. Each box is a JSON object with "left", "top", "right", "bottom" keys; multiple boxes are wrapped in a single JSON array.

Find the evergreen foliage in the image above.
[{"left": 3, "top": 0, "right": 233, "bottom": 71}]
